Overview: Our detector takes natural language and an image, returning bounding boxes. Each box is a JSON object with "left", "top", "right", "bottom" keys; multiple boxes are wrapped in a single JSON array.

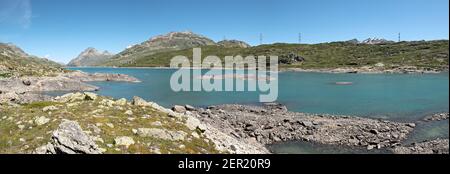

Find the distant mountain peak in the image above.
[
  {"left": 67, "top": 47, "right": 113, "bottom": 67},
  {"left": 218, "top": 39, "right": 251, "bottom": 48},
  {"left": 110, "top": 31, "right": 216, "bottom": 62},
  {"left": 361, "top": 38, "right": 395, "bottom": 44},
  {"left": 345, "top": 38, "right": 395, "bottom": 45}
]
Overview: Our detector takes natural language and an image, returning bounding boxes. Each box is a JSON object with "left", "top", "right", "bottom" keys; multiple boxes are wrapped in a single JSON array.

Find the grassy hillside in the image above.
[
  {"left": 0, "top": 93, "right": 219, "bottom": 154},
  {"left": 107, "top": 40, "right": 449, "bottom": 70},
  {"left": 0, "top": 43, "right": 66, "bottom": 78}
]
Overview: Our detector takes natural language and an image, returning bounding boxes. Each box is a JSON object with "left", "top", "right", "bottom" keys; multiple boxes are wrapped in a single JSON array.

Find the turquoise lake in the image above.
[
  {"left": 64, "top": 67, "right": 449, "bottom": 153},
  {"left": 68, "top": 67, "right": 449, "bottom": 122}
]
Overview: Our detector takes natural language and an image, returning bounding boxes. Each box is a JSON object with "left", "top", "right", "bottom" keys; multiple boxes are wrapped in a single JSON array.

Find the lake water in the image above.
[
  {"left": 68, "top": 67, "right": 449, "bottom": 121},
  {"left": 65, "top": 67, "right": 449, "bottom": 153}
]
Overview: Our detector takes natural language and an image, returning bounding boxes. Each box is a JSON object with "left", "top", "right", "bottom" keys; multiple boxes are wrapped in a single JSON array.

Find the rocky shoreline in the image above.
[
  {"left": 0, "top": 71, "right": 139, "bottom": 104},
  {"left": 285, "top": 66, "right": 448, "bottom": 74},
  {"left": 171, "top": 103, "right": 449, "bottom": 154}
]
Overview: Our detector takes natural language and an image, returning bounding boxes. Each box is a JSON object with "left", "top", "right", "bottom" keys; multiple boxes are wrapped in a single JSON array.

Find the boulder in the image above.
[
  {"left": 172, "top": 105, "right": 187, "bottom": 113},
  {"left": 37, "top": 120, "right": 102, "bottom": 154},
  {"left": 84, "top": 92, "right": 98, "bottom": 100},
  {"left": 42, "top": 105, "right": 58, "bottom": 112},
  {"left": 115, "top": 98, "right": 127, "bottom": 106},
  {"left": 136, "top": 128, "right": 187, "bottom": 141},
  {"left": 114, "top": 136, "right": 135, "bottom": 148},
  {"left": 185, "top": 105, "right": 196, "bottom": 111},
  {"left": 34, "top": 116, "right": 50, "bottom": 126},
  {"left": 22, "top": 80, "right": 31, "bottom": 86},
  {"left": 131, "top": 96, "right": 151, "bottom": 107}
]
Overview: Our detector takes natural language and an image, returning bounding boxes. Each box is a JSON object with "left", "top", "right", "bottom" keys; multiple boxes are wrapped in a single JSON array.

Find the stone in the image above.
[
  {"left": 136, "top": 128, "right": 186, "bottom": 141},
  {"left": 59, "top": 92, "right": 85, "bottom": 102},
  {"left": 131, "top": 96, "right": 151, "bottom": 107},
  {"left": 84, "top": 92, "right": 98, "bottom": 100},
  {"left": 171, "top": 131, "right": 188, "bottom": 141},
  {"left": 136, "top": 128, "right": 172, "bottom": 140},
  {"left": 115, "top": 98, "right": 127, "bottom": 106},
  {"left": 172, "top": 105, "right": 187, "bottom": 113},
  {"left": 185, "top": 105, "right": 196, "bottom": 111},
  {"left": 106, "top": 123, "right": 114, "bottom": 128},
  {"left": 42, "top": 105, "right": 58, "bottom": 112},
  {"left": 22, "top": 80, "right": 31, "bottom": 86},
  {"left": 114, "top": 136, "right": 135, "bottom": 148},
  {"left": 132, "top": 129, "right": 138, "bottom": 134},
  {"left": 369, "top": 129, "right": 379, "bottom": 135},
  {"left": 375, "top": 62, "right": 385, "bottom": 67},
  {"left": 34, "top": 116, "right": 50, "bottom": 126},
  {"left": 406, "top": 123, "right": 416, "bottom": 128},
  {"left": 185, "top": 116, "right": 206, "bottom": 131},
  {"left": 37, "top": 120, "right": 102, "bottom": 154},
  {"left": 301, "top": 121, "right": 314, "bottom": 127},
  {"left": 151, "top": 121, "right": 163, "bottom": 127},
  {"left": 125, "top": 110, "right": 133, "bottom": 115}
]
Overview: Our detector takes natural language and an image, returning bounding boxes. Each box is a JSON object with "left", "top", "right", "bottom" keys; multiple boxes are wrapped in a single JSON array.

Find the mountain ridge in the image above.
[{"left": 67, "top": 47, "right": 113, "bottom": 67}]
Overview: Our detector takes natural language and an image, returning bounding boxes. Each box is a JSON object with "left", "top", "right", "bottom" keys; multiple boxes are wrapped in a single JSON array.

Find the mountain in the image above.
[
  {"left": 218, "top": 40, "right": 251, "bottom": 48},
  {"left": 0, "top": 43, "right": 64, "bottom": 78},
  {"left": 102, "top": 31, "right": 216, "bottom": 66},
  {"left": 112, "top": 40, "right": 448, "bottom": 71},
  {"left": 344, "top": 38, "right": 395, "bottom": 45},
  {"left": 67, "top": 47, "right": 113, "bottom": 67}
]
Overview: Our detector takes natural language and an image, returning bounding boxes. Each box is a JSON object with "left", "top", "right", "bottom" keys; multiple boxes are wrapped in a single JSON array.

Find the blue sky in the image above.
[{"left": 0, "top": 0, "right": 448, "bottom": 63}]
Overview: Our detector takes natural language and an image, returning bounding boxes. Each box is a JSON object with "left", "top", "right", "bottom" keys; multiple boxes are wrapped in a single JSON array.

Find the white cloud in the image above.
[
  {"left": 44, "top": 54, "right": 51, "bottom": 59},
  {"left": 0, "top": 0, "right": 32, "bottom": 28}
]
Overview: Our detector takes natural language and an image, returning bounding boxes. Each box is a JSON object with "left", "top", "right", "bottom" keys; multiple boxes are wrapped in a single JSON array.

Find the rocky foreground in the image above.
[
  {"left": 0, "top": 92, "right": 267, "bottom": 154},
  {"left": 175, "top": 104, "right": 448, "bottom": 154}
]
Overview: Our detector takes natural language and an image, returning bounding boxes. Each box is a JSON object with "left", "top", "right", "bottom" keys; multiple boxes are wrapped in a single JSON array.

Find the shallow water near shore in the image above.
[
  {"left": 268, "top": 141, "right": 392, "bottom": 154},
  {"left": 58, "top": 67, "right": 448, "bottom": 153}
]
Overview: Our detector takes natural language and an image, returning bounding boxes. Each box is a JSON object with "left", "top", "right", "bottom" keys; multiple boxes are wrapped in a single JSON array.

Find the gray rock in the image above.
[
  {"left": 392, "top": 139, "right": 449, "bottom": 154},
  {"left": 136, "top": 128, "right": 187, "bottom": 141},
  {"left": 38, "top": 120, "right": 102, "bottom": 154},
  {"left": 132, "top": 96, "right": 151, "bottom": 106},
  {"left": 185, "top": 105, "right": 196, "bottom": 111},
  {"left": 172, "top": 105, "right": 187, "bottom": 113},
  {"left": 423, "top": 113, "right": 449, "bottom": 122},
  {"left": 114, "top": 136, "right": 135, "bottom": 148},
  {"left": 34, "top": 116, "right": 50, "bottom": 126}
]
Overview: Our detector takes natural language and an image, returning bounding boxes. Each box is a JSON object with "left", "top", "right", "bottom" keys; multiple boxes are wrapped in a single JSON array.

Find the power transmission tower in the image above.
[
  {"left": 298, "top": 33, "right": 302, "bottom": 44},
  {"left": 259, "top": 33, "right": 263, "bottom": 45},
  {"left": 398, "top": 33, "right": 401, "bottom": 42}
]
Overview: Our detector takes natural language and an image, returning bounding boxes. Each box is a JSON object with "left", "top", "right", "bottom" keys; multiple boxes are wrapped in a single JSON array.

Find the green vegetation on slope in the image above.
[
  {"left": 0, "top": 43, "right": 67, "bottom": 78},
  {"left": 106, "top": 40, "right": 449, "bottom": 70},
  {"left": 0, "top": 94, "right": 219, "bottom": 154}
]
